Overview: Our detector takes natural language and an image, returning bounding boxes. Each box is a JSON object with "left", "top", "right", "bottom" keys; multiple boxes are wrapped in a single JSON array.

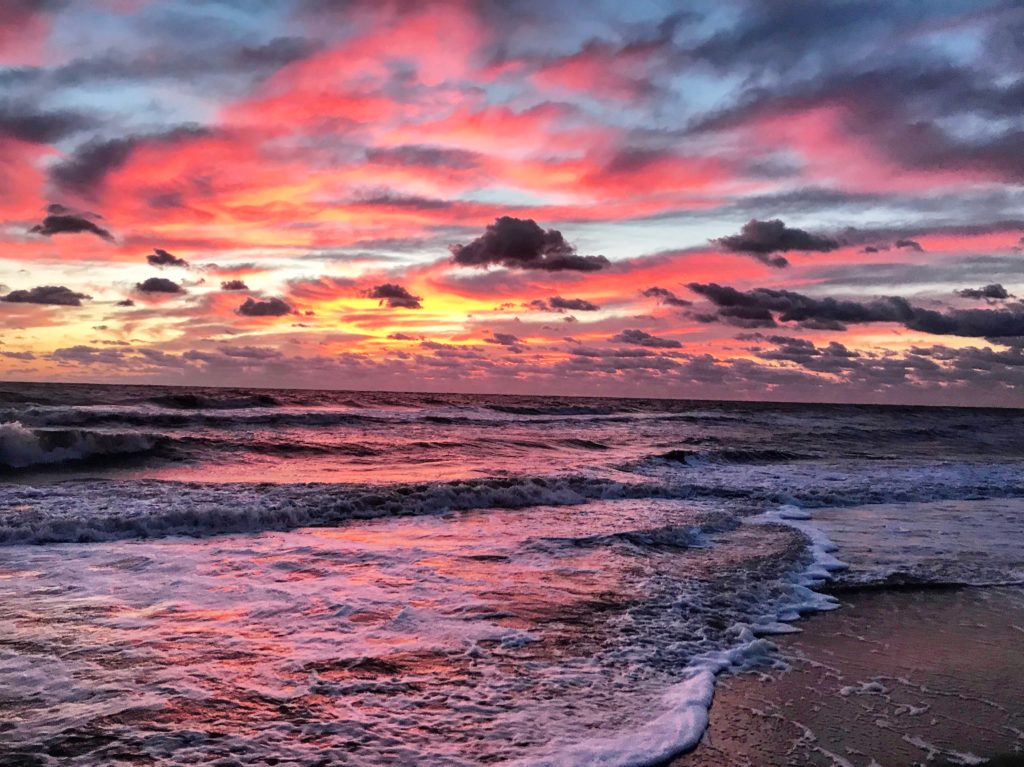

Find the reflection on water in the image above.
[{"left": 0, "top": 499, "right": 806, "bottom": 765}]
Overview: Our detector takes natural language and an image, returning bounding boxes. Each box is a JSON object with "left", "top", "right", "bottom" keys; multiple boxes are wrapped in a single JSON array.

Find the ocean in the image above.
[{"left": 1, "top": 382, "right": 1023, "bottom": 765}]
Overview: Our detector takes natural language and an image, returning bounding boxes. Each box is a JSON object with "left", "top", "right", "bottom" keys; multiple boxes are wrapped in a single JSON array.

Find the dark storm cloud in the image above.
[
  {"left": 712, "top": 219, "right": 840, "bottom": 268},
  {"left": 50, "top": 125, "right": 210, "bottom": 195},
  {"left": 611, "top": 329, "right": 682, "bottom": 348},
  {"left": 29, "top": 205, "right": 114, "bottom": 241},
  {"left": 689, "top": 282, "right": 1024, "bottom": 339},
  {"left": 237, "top": 297, "right": 292, "bottom": 316},
  {"left": 146, "top": 248, "right": 189, "bottom": 268},
  {"left": 956, "top": 284, "right": 1012, "bottom": 300},
  {"left": 136, "top": 277, "right": 182, "bottom": 294},
  {"left": 451, "top": 217, "right": 610, "bottom": 272},
  {"left": 1, "top": 285, "right": 91, "bottom": 306},
  {"left": 366, "top": 283, "right": 422, "bottom": 309},
  {"left": 0, "top": 101, "right": 93, "bottom": 143},
  {"left": 642, "top": 287, "right": 691, "bottom": 307},
  {"left": 221, "top": 280, "right": 249, "bottom": 291}
]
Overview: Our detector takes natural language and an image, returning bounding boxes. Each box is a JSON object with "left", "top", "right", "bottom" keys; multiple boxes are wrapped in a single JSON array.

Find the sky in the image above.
[{"left": 1, "top": 0, "right": 1023, "bottom": 405}]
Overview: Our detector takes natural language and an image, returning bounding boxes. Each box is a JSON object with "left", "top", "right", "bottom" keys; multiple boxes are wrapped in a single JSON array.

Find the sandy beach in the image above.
[{"left": 679, "top": 586, "right": 1024, "bottom": 766}]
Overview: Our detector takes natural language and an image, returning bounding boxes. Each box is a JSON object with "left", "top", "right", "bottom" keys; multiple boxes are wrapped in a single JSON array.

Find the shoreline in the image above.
[{"left": 677, "top": 585, "right": 1024, "bottom": 766}]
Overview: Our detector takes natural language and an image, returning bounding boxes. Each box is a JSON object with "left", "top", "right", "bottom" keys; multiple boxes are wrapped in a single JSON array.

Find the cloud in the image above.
[
  {"left": 116, "top": 298, "right": 135, "bottom": 307},
  {"left": 451, "top": 217, "right": 610, "bottom": 272},
  {"left": 484, "top": 332, "right": 521, "bottom": 347},
  {"left": 237, "top": 297, "right": 292, "bottom": 316},
  {"left": 956, "top": 284, "right": 1011, "bottom": 300},
  {"left": 50, "top": 125, "right": 209, "bottom": 195},
  {"left": 221, "top": 279, "right": 249, "bottom": 291},
  {"left": 894, "top": 238, "right": 924, "bottom": 252},
  {"left": 548, "top": 295, "right": 600, "bottom": 312},
  {"left": 0, "top": 102, "right": 94, "bottom": 144},
  {"left": 366, "top": 283, "right": 422, "bottom": 309},
  {"left": 689, "top": 282, "right": 1024, "bottom": 339},
  {"left": 29, "top": 205, "right": 114, "bottom": 241},
  {"left": 2, "top": 284, "right": 91, "bottom": 306},
  {"left": 146, "top": 249, "right": 189, "bottom": 268},
  {"left": 136, "top": 277, "right": 182, "bottom": 294},
  {"left": 611, "top": 329, "right": 681, "bottom": 348},
  {"left": 530, "top": 295, "right": 601, "bottom": 312},
  {"left": 366, "top": 144, "right": 481, "bottom": 169},
  {"left": 642, "top": 287, "right": 691, "bottom": 307},
  {"left": 712, "top": 219, "right": 840, "bottom": 267}
]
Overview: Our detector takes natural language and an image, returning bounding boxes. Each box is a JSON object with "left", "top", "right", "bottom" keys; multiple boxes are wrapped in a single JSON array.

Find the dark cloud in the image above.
[
  {"left": 237, "top": 297, "right": 292, "bottom": 316},
  {"left": 221, "top": 279, "right": 249, "bottom": 291},
  {"left": 894, "top": 238, "right": 924, "bottom": 252},
  {"left": 2, "top": 284, "right": 91, "bottom": 306},
  {"left": 689, "top": 282, "right": 1024, "bottom": 340},
  {"left": 530, "top": 295, "right": 601, "bottom": 312},
  {"left": 236, "top": 36, "right": 318, "bottom": 69},
  {"left": 611, "top": 329, "right": 681, "bottom": 348},
  {"left": 366, "top": 283, "right": 422, "bottom": 309},
  {"left": 0, "top": 102, "right": 93, "bottom": 144},
  {"left": 366, "top": 144, "right": 481, "bottom": 169},
  {"left": 485, "top": 332, "right": 521, "bottom": 347},
  {"left": 549, "top": 295, "right": 600, "bottom": 312},
  {"left": 712, "top": 219, "right": 840, "bottom": 267},
  {"left": 956, "top": 284, "right": 1012, "bottom": 300},
  {"left": 642, "top": 286, "right": 691, "bottom": 307},
  {"left": 50, "top": 125, "right": 209, "bottom": 196},
  {"left": 451, "top": 217, "right": 610, "bottom": 272},
  {"left": 354, "top": 192, "right": 454, "bottom": 211},
  {"left": 136, "top": 277, "right": 182, "bottom": 294},
  {"left": 29, "top": 206, "right": 114, "bottom": 241},
  {"left": 747, "top": 335, "right": 861, "bottom": 369},
  {"left": 146, "top": 248, "right": 189, "bottom": 268},
  {"left": 116, "top": 298, "right": 135, "bottom": 307}
]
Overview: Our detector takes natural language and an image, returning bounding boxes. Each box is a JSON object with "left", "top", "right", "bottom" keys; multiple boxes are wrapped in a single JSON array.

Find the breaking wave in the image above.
[
  {"left": 0, "top": 421, "right": 162, "bottom": 470},
  {"left": 0, "top": 475, "right": 667, "bottom": 545},
  {"left": 147, "top": 392, "right": 281, "bottom": 409}
]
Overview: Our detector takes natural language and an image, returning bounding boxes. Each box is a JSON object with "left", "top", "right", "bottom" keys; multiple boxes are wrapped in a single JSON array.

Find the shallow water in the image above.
[{"left": 1, "top": 383, "right": 1023, "bottom": 765}]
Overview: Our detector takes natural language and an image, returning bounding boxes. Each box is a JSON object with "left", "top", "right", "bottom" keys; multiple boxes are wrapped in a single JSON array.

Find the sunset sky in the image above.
[{"left": 1, "top": 0, "right": 1023, "bottom": 405}]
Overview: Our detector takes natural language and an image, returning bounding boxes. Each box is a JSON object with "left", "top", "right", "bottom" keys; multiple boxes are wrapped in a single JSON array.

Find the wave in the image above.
[
  {"left": 3, "top": 406, "right": 385, "bottom": 430},
  {"left": 0, "top": 475, "right": 669, "bottom": 545},
  {"left": 656, "top": 448, "right": 813, "bottom": 465},
  {"left": 147, "top": 392, "right": 281, "bottom": 409},
  {"left": 485, "top": 404, "right": 619, "bottom": 416},
  {"left": 0, "top": 422, "right": 161, "bottom": 470}
]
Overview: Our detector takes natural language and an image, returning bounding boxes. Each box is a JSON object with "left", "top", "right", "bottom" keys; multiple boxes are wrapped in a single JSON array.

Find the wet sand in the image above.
[{"left": 679, "top": 586, "right": 1024, "bottom": 767}]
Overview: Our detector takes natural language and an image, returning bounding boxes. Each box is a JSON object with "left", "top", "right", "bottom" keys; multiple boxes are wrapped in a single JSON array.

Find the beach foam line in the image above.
[{"left": 512, "top": 504, "right": 850, "bottom": 767}]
